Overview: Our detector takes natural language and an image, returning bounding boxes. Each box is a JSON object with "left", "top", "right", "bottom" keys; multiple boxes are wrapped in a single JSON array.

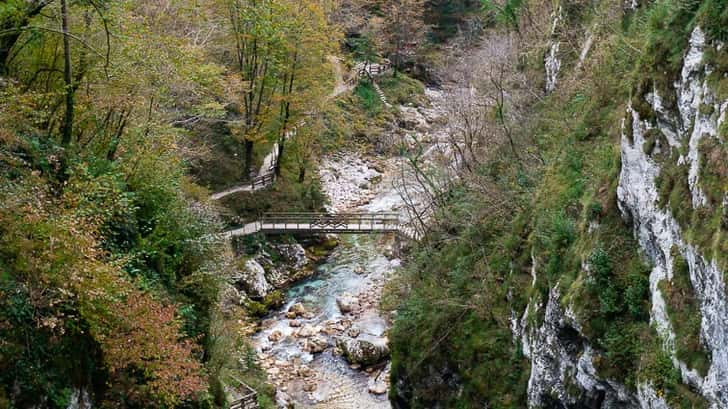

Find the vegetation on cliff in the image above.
[{"left": 387, "top": 0, "right": 726, "bottom": 407}]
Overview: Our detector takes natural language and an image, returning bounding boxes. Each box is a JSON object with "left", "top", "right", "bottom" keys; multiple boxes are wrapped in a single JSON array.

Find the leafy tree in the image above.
[
  {"left": 380, "top": 0, "right": 427, "bottom": 74},
  {"left": 223, "top": 0, "right": 288, "bottom": 177},
  {"left": 273, "top": 0, "right": 339, "bottom": 176}
]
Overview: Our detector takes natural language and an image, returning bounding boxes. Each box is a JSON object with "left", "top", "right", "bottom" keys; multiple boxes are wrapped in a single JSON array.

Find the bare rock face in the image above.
[
  {"left": 336, "top": 335, "right": 390, "bottom": 366},
  {"left": 616, "top": 27, "right": 728, "bottom": 408},
  {"left": 522, "top": 287, "right": 639, "bottom": 408},
  {"left": 522, "top": 25, "right": 728, "bottom": 409},
  {"left": 544, "top": 5, "right": 563, "bottom": 93}
]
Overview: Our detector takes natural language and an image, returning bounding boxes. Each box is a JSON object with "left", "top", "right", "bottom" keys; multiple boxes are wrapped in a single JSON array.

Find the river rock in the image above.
[
  {"left": 287, "top": 303, "right": 306, "bottom": 318},
  {"left": 276, "top": 390, "right": 293, "bottom": 408},
  {"left": 304, "top": 335, "right": 328, "bottom": 353},
  {"left": 296, "top": 324, "right": 319, "bottom": 338},
  {"left": 336, "top": 292, "right": 358, "bottom": 313},
  {"left": 368, "top": 377, "right": 388, "bottom": 395},
  {"left": 303, "top": 381, "right": 317, "bottom": 392},
  {"left": 268, "top": 330, "right": 283, "bottom": 342},
  {"left": 336, "top": 335, "right": 390, "bottom": 366},
  {"left": 297, "top": 365, "right": 314, "bottom": 378},
  {"left": 368, "top": 363, "right": 391, "bottom": 395},
  {"left": 289, "top": 319, "right": 301, "bottom": 327}
]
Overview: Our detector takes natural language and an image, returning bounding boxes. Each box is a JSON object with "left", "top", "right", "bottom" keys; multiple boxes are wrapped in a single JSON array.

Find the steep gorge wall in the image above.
[
  {"left": 524, "top": 23, "right": 727, "bottom": 409},
  {"left": 390, "top": 1, "right": 727, "bottom": 408}
]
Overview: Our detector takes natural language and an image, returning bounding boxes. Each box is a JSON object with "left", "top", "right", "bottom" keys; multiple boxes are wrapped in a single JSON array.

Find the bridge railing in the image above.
[
  {"left": 260, "top": 212, "right": 401, "bottom": 231},
  {"left": 251, "top": 172, "right": 275, "bottom": 189},
  {"left": 226, "top": 377, "right": 258, "bottom": 409}
]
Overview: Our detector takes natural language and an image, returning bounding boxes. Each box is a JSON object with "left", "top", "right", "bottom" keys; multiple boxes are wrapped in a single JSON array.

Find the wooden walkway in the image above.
[
  {"left": 226, "top": 377, "right": 258, "bottom": 409},
  {"left": 223, "top": 212, "right": 419, "bottom": 240}
]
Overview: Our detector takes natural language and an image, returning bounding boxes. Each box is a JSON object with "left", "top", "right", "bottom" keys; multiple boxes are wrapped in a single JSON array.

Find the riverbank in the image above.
[{"left": 248, "top": 84, "right": 449, "bottom": 407}]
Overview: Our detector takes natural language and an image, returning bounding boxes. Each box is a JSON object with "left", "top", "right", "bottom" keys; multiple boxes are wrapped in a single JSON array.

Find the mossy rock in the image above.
[{"left": 658, "top": 248, "right": 712, "bottom": 377}]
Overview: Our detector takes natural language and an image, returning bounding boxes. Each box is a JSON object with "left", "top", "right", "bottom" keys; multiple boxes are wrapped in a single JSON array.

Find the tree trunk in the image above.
[
  {"left": 0, "top": 29, "right": 22, "bottom": 75},
  {"left": 0, "top": 1, "right": 52, "bottom": 74},
  {"left": 244, "top": 139, "right": 254, "bottom": 179},
  {"left": 60, "top": 0, "right": 74, "bottom": 147},
  {"left": 298, "top": 166, "right": 305, "bottom": 183}
]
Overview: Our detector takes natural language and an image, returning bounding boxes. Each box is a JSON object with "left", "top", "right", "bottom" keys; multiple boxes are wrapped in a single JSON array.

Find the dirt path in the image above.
[{"left": 328, "top": 55, "right": 352, "bottom": 99}]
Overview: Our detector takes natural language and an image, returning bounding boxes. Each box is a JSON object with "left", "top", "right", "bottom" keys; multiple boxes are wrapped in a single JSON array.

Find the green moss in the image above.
[
  {"left": 698, "top": 136, "right": 728, "bottom": 206},
  {"left": 643, "top": 128, "right": 661, "bottom": 155},
  {"left": 698, "top": 103, "right": 715, "bottom": 117},
  {"left": 658, "top": 248, "right": 712, "bottom": 377},
  {"left": 319, "top": 83, "right": 396, "bottom": 152},
  {"left": 245, "top": 290, "right": 284, "bottom": 317},
  {"left": 655, "top": 154, "right": 692, "bottom": 225}
]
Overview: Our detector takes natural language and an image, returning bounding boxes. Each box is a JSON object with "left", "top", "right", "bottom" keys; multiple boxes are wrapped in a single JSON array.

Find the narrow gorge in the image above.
[{"left": 1, "top": 0, "right": 726, "bottom": 409}]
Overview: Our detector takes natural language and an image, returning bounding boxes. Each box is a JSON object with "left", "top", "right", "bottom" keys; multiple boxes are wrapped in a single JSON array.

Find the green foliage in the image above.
[
  {"left": 482, "top": 0, "right": 523, "bottom": 31},
  {"left": 354, "top": 80, "right": 384, "bottom": 115},
  {"left": 639, "top": 336, "right": 709, "bottom": 409},
  {"left": 390, "top": 0, "right": 728, "bottom": 406},
  {"left": 587, "top": 248, "right": 622, "bottom": 315},
  {"left": 388, "top": 161, "right": 531, "bottom": 407},
  {"left": 346, "top": 35, "right": 378, "bottom": 62},
  {"left": 377, "top": 73, "right": 426, "bottom": 106},
  {"left": 659, "top": 249, "right": 712, "bottom": 377},
  {"left": 218, "top": 172, "right": 327, "bottom": 227},
  {"left": 587, "top": 202, "right": 603, "bottom": 221}
]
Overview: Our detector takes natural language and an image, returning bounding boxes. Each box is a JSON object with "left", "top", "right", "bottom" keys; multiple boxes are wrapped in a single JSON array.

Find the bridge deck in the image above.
[{"left": 223, "top": 212, "right": 419, "bottom": 240}]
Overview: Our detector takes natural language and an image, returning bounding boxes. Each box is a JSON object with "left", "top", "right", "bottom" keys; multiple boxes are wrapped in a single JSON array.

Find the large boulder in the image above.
[
  {"left": 275, "top": 243, "right": 308, "bottom": 269},
  {"left": 258, "top": 243, "right": 311, "bottom": 288},
  {"left": 336, "top": 335, "right": 389, "bottom": 366},
  {"left": 304, "top": 335, "right": 329, "bottom": 353},
  {"left": 238, "top": 259, "right": 272, "bottom": 299},
  {"left": 286, "top": 302, "right": 306, "bottom": 318},
  {"left": 336, "top": 292, "right": 358, "bottom": 314}
]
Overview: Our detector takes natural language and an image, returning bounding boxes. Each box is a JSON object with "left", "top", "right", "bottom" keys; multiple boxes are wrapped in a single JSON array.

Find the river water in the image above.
[
  {"left": 252, "top": 152, "right": 404, "bottom": 408},
  {"left": 253, "top": 234, "right": 397, "bottom": 408},
  {"left": 252, "top": 87, "right": 446, "bottom": 408}
]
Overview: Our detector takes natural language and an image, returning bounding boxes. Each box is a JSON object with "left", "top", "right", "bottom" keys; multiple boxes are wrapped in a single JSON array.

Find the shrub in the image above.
[{"left": 354, "top": 80, "right": 383, "bottom": 115}]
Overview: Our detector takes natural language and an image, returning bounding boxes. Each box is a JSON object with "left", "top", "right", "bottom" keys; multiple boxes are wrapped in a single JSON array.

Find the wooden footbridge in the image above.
[{"left": 223, "top": 212, "right": 419, "bottom": 240}]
